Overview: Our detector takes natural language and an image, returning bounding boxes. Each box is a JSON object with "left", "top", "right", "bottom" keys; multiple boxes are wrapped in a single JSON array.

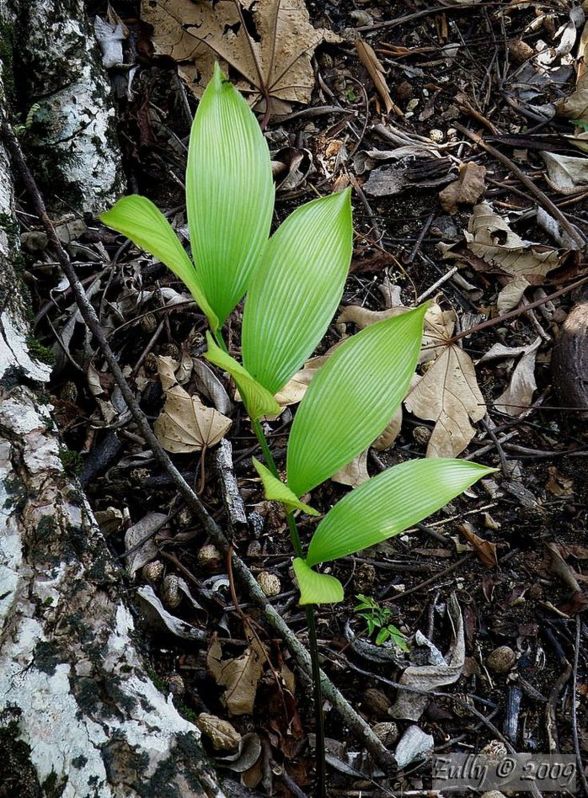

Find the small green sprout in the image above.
[{"left": 354, "top": 594, "right": 409, "bottom": 651}]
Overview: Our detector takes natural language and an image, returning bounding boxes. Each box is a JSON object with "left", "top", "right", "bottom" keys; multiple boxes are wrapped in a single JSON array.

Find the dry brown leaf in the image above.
[
  {"left": 405, "top": 310, "right": 485, "bottom": 457},
  {"left": 207, "top": 635, "right": 266, "bottom": 716},
  {"left": 545, "top": 466, "right": 574, "bottom": 497},
  {"left": 494, "top": 336, "right": 541, "bottom": 416},
  {"left": 332, "top": 450, "right": 370, "bottom": 488},
  {"left": 464, "top": 202, "right": 563, "bottom": 312},
  {"left": 458, "top": 522, "right": 497, "bottom": 567},
  {"left": 438, "top": 162, "right": 486, "bottom": 214},
  {"left": 196, "top": 713, "right": 241, "bottom": 752},
  {"left": 154, "top": 356, "right": 231, "bottom": 453},
  {"left": 355, "top": 38, "right": 402, "bottom": 116},
  {"left": 142, "top": 0, "right": 339, "bottom": 105}
]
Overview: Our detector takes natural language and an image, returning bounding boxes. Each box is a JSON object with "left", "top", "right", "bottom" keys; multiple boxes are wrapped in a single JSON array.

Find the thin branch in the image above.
[{"left": 453, "top": 122, "right": 586, "bottom": 249}]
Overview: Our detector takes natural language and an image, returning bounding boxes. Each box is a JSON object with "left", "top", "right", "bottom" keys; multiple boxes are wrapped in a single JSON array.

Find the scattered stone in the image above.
[
  {"left": 197, "top": 543, "right": 223, "bottom": 570},
  {"left": 487, "top": 645, "right": 516, "bottom": 674},
  {"left": 142, "top": 560, "right": 164, "bottom": 583},
  {"left": 161, "top": 574, "right": 182, "bottom": 609},
  {"left": 257, "top": 571, "right": 281, "bottom": 597},
  {"left": 372, "top": 721, "right": 398, "bottom": 746},
  {"left": 363, "top": 687, "right": 392, "bottom": 717}
]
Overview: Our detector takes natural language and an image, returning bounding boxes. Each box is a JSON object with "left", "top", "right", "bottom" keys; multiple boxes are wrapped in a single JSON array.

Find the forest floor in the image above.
[{"left": 17, "top": 0, "right": 588, "bottom": 795}]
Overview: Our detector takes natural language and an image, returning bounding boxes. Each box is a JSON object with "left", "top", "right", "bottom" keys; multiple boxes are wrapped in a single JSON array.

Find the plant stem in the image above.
[
  {"left": 213, "top": 328, "right": 229, "bottom": 353},
  {"left": 251, "top": 418, "right": 327, "bottom": 798}
]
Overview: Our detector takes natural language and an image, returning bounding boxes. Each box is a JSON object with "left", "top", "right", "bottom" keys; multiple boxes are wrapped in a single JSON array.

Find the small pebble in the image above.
[
  {"left": 487, "top": 645, "right": 516, "bottom": 674},
  {"left": 372, "top": 721, "right": 398, "bottom": 746},
  {"left": 363, "top": 687, "right": 392, "bottom": 717},
  {"left": 413, "top": 425, "right": 432, "bottom": 446},
  {"left": 161, "top": 574, "right": 181, "bottom": 609},
  {"left": 142, "top": 560, "right": 164, "bottom": 583},
  {"left": 257, "top": 571, "right": 281, "bottom": 597},
  {"left": 197, "top": 543, "right": 222, "bottom": 570}
]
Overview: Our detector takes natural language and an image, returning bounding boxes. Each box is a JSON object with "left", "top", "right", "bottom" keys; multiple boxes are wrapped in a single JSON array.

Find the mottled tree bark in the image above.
[{"left": 0, "top": 3, "right": 227, "bottom": 795}]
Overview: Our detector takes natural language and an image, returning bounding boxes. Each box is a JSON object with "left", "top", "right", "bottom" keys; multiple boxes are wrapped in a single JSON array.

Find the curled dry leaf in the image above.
[
  {"left": 494, "top": 336, "right": 541, "bottom": 416},
  {"left": 391, "top": 594, "right": 464, "bottom": 721},
  {"left": 464, "top": 202, "right": 563, "bottom": 312},
  {"left": 142, "top": 0, "right": 340, "bottom": 106},
  {"left": 207, "top": 634, "right": 266, "bottom": 716},
  {"left": 125, "top": 512, "right": 167, "bottom": 578},
  {"left": 438, "top": 162, "right": 486, "bottom": 214},
  {"left": 154, "top": 356, "right": 231, "bottom": 453},
  {"left": 136, "top": 585, "right": 206, "bottom": 642},
  {"left": 458, "top": 521, "right": 498, "bottom": 567},
  {"left": 542, "top": 152, "right": 588, "bottom": 194}
]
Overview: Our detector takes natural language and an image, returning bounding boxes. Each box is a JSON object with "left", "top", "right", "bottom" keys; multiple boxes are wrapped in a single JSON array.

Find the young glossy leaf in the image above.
[
  {"left": 306, "top": 459, "right": 496, "bottom": 566},
  {"left": 204, "top": 333, "right": 280, "bottom": 420},
  {"left": 242, "top": 190, "right": 353, "bottom": 394},
  {"left": 187, "top": 63, "right": 274, "bottom": 327},
  {"left": 287, "top": 305, "right": 428, "bottom": 497},
  {"left": 293, "top": 558, "right": 344, "bottom": 605},
  {"left": 99, "top": 195, "right": 218, "bottom": 329},
  {"left": 252, "top": 458, "right": 319, "bottom": 516}
]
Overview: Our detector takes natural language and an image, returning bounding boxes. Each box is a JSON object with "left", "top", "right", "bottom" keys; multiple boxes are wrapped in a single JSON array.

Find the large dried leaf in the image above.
[
  {"left": 142, "top": 0, "right": 339, "bottom": 105},
  {"left": 287, "top": 306, "right": 428, "bottom": 497},
  {"left": 242, "top": 190, "right": 353, "bottom": 394},
  {"left": 154, "top": 356, "right": 231, "bottom": 452},
  {"left": 464, "top": 202, "right": 562, "bottom": 312},
  {"left": 207, "top": 635, "right": 266, "bottom": 716},
  {"left": 404, "top": 313, "right": 485, "bottom": 457},
  {"left": 556, "top": 69, "right": 588, "bottom": 124},
  {"left": 187, "top": 63, "right": 274, "bottom": 326}
]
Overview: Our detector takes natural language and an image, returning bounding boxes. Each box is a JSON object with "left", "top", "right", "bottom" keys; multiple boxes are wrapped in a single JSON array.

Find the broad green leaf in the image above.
[
  {"left": 187, "top": 63, "right": 274, "bottom": 327},
  {"left": 306, "top": 459, "right": 496, "bottom": 566},
  {"left": 204, "top": 333, "right": 280, "bottom": 420},
  {"left": 99, "top": 195, "right": 218, "bottom": 329},
  {"left": 287, "top": 305, "right": 428, "bottom": 497},
  {"left": 242, "top": 190, "right": 353, "bottom": 394},
  {"left": 293, "top": 558, "right": 344, "bottom": 605},
  {"left": 252, "top": 458, "right": 319, "bottom": 516}
]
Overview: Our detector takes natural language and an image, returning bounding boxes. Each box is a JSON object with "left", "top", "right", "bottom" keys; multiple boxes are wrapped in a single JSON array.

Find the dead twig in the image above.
[
  {"left": 450, "top": 275, "right": 588, "bottom": 345},
  {"left": 453, "top": 122, "right": 586, "bottom": 250}
]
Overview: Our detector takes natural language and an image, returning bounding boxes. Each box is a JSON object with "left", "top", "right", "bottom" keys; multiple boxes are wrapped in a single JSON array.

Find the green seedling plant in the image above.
[
  {"left": 100, "top": 64, "right": 496, "bottom": 797},
  {"left": 354, "top": 594, "right": 409, "bottom": 650}
]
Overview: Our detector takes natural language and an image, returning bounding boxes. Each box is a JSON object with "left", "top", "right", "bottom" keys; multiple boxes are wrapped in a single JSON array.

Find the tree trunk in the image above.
[{"left": 0, "top": 3, "right": 228, "bottom": 795}]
